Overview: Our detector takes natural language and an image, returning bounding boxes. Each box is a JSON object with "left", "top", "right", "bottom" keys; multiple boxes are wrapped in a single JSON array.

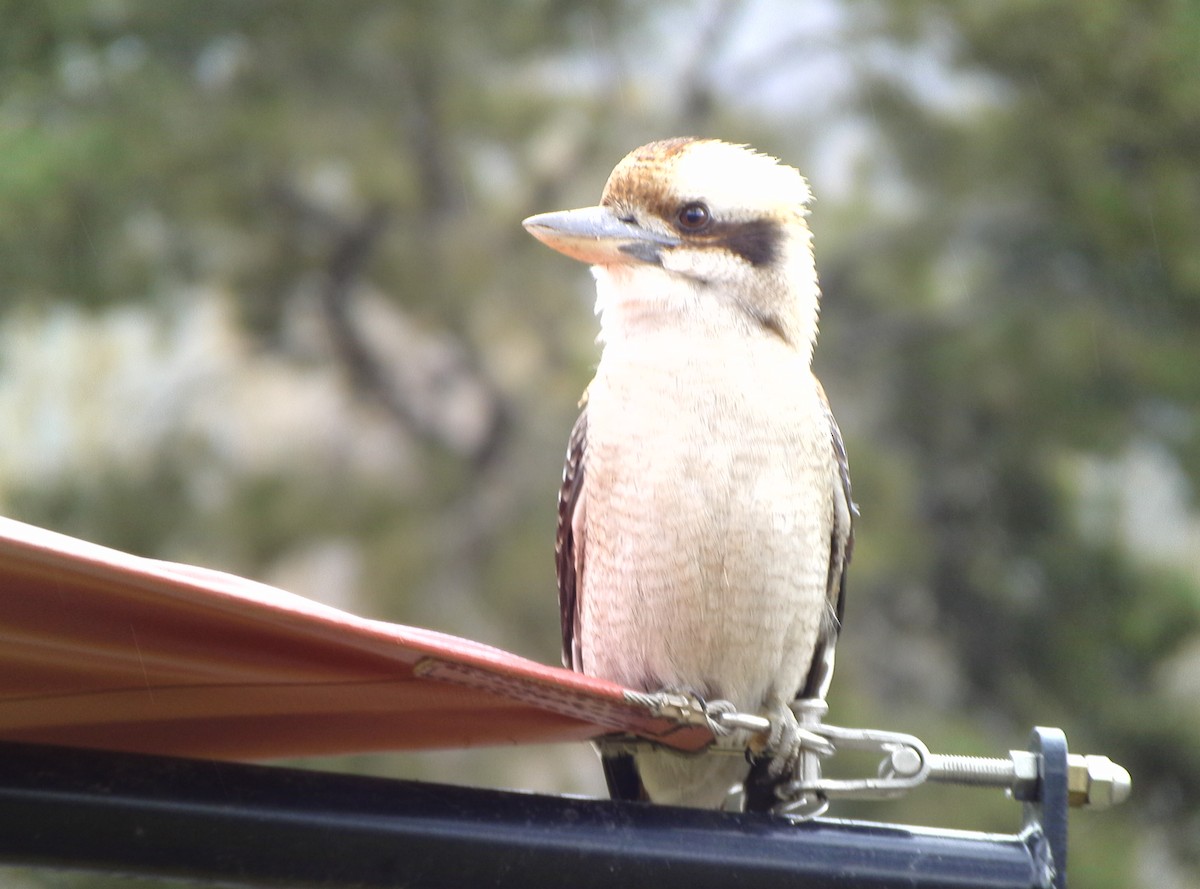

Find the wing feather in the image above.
[
  {"left": 799, "top": 383, "right": 855, "bottom": 701},
  {"left": 746, "top": 385, "right": 854, "bottom": 811},
  {"left": 556, "top": 407, "right": 588, "bottom": 671}
]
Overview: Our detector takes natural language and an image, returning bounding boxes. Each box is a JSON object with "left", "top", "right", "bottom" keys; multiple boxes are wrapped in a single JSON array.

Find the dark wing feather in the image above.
[
  {"left": 558, "top": 406, "right": 648, "bottom": 802},
  {"left": 556, "top": 407, "right": 588, "bottom": 670},
  {"left": 799, "top": 387, "right": 855, "bottom": 700},
  {"left": 745, "top": 386, "right": 854, "bottom": 812}
]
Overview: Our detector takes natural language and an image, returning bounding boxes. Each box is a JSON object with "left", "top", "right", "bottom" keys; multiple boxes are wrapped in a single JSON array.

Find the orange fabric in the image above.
[{"left": 0, "top": 517, "right": 711, "bottom": 760}]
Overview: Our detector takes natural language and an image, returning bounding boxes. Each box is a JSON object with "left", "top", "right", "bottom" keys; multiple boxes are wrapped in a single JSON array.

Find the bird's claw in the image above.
[{"left": 761, "top": 699, "right": 835, "bottom": 778}]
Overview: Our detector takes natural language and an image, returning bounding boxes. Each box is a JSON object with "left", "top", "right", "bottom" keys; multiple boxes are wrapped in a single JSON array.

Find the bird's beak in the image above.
[{"left": 523, "top": 206, "right": 681, "bottom": 266}]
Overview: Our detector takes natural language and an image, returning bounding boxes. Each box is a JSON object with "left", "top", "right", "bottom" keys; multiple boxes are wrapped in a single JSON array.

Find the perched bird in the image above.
[{"left": 524, "top": 138, "right": 853, "bottom": 811}]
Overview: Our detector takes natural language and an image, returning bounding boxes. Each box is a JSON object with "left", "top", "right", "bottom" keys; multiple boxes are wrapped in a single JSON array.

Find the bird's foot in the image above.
[{"left": 757, "top": 698, "right": 835, "bottom": 779}]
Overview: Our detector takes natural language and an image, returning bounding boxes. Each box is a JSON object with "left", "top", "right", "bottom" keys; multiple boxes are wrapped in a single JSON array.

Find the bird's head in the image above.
[{"left": 524, "top": 138, "right": 820, "bottom": 355}]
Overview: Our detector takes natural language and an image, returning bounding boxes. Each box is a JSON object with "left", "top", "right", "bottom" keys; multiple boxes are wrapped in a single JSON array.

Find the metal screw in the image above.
[{"left": 889, "top": 748, "right": 1130, "bottom": 809}]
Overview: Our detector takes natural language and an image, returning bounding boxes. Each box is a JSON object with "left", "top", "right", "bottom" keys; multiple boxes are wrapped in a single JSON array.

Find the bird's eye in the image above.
[{"left": 676, "top": 202, "right": 711, "bottom": 231}]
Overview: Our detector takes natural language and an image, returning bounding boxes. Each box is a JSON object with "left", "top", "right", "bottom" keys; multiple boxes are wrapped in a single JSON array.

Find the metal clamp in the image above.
[
  {"left": 620, "top": 692, "right": 1131, "bottom": 816},
  {"left": 752, "top": 703, "right": 1132, "bottom": 817}
]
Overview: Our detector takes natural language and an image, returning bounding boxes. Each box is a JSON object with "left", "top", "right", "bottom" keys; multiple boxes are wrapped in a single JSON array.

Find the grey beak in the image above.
[{"left": 523, "top": 206, "right": 680, "bottom": 266}]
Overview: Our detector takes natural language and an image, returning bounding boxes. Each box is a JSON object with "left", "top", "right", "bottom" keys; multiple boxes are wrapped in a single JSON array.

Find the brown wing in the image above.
[
  {"left": 556, "top": 407, "right": 588, "bottom": 671},
  {"left": 745, "top": 384, "right": 856, "bottom": 811},
  {"left": 557, "top": 407, "right": 649, "bottom": 802},
  {"left": 799, "top": 383, "right": 855, "bottom": 701}
]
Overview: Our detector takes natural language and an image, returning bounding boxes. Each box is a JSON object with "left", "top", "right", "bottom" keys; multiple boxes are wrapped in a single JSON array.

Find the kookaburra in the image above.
[{"left": 524, "top": 138, "right": 853, "bottom": 810}]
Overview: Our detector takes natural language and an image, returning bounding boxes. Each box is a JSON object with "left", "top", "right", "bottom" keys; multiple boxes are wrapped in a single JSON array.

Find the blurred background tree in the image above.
[{"left": 0, "top": 1, "right": 1196, "bottom": 887}]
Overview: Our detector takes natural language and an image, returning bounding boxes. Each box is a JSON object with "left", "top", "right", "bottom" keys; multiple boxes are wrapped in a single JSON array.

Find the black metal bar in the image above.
[{"left": 0, "top": 741, "right": 1051, "bottom": 889}]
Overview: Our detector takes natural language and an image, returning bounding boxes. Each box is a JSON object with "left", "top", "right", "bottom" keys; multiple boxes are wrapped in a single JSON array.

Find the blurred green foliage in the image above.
[
  {"left": 834, "top": 0, "right": 1200, "bottom": 825},
  {"left": 1, "top": 1, "right": 1197, "bottom": 886}
]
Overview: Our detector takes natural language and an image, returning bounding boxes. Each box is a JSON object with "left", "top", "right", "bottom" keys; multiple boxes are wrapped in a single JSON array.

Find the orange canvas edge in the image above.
[{"left": 0, "top": 517, "right": 714, "bottom": 759}]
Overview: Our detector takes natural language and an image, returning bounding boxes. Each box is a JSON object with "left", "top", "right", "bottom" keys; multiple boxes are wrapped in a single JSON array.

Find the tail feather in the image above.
[
  {"left": 741, "top": 756, "right": 779, "bottom": 813},
  {"left": 601, "top": 751, "right": 649, "bottom": 802}
]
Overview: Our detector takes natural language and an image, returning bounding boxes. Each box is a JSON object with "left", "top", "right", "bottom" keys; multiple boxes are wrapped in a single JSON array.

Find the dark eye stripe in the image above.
[
  {"left": 709, "top": 218, "right": 781, "bottom": 267},
  {"left": 601, "top": 185, "right": 783, "bottom": 268}
]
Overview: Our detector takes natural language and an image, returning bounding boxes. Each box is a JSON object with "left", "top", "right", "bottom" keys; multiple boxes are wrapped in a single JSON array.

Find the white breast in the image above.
[{"left": 579, "top": 325, "right": 834, "bottom": 715}]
